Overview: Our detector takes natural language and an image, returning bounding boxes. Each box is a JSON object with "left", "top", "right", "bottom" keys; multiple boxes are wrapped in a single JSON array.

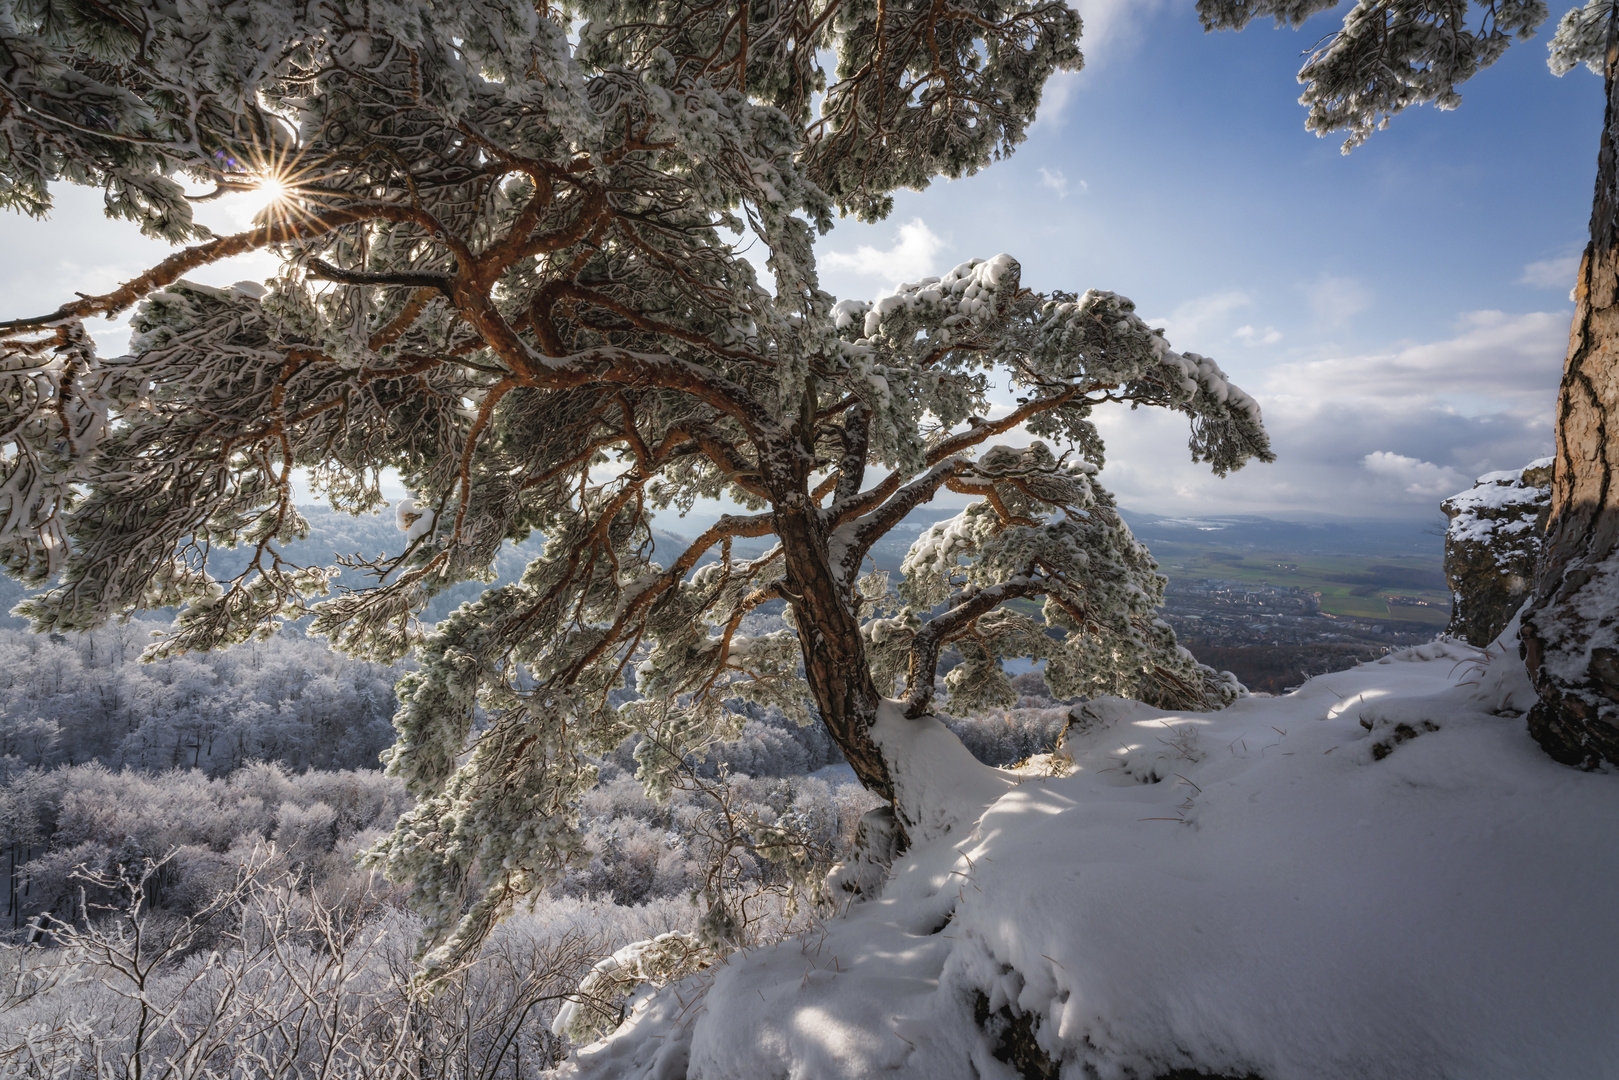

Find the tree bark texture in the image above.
[
  {"left": 773, "top": 498, "right": 897, "bottom": 804},
  {"left": 1521, "top": 5, "right": 1619, "bottom": 768}
]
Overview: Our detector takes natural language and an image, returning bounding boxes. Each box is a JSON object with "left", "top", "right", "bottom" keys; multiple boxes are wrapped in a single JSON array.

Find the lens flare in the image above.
[{"left": 200, "top": 129, "right": 332, "bottom": 233}]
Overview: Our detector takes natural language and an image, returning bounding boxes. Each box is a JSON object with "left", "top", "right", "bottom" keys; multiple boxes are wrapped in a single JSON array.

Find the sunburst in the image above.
[
  {"left": 240, "top": 173, "right": 293, "bottom": 219},
  {"left": 200, "top": 121, "right": 335, "bottom": 234}
]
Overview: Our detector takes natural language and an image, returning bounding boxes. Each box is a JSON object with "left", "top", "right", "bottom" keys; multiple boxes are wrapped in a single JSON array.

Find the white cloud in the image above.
[
  {"left": 1306, "top": 274, "right": 1372, "bottom": 325},
  {"left": 1090, "top": 392, "right": 1551, "bottom": 520},
  {"left": 1145, "top": 293, "right": 1283, "bottom": 350},
  {"left": 1361, "top": 451, "right": 1470, "bottom": 499},
  {"left": 1038, "top": 167, "right": 1070, "bottom": 197},
  {"left": 821, "top": 218, "right": 947, "bottom": 286},
  {"left": 1080, "top": 310, "right": 1567, "bottom": 520},
  {"left": 1034, "top": 0, "right": 1169, "bottom": 125},
  {"left": 1234, "top": 324, "right": 1282, "bottom": 346},
  {"left": 1263, "top": 309, "right": 1568, "bottom": 419},
  {"left": 1070, "top": 0, "right": 1169, "bottom": 56},
  {"left": 1520, "top": 254, "right": 1581, "bottom": 290},
  {"left": 1036, "top": 74, "right": 1082, "bottom": 128},
  {"left": 1151, "top": 290, "right": 1251, "bottom": 345}
]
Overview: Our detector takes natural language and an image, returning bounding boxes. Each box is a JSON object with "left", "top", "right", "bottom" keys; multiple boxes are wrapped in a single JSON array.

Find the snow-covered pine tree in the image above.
[
  {"left": 1201, "top": 0, "right": 1619, "bottom": 769},
  {"left": 0, "top": 0, "right": 1271, "bottom": 963}
]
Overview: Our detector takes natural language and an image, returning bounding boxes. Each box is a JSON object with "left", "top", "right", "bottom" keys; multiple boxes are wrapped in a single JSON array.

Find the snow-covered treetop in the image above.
[
  {"left": 0, "top": 0, "right": 1270, "bottom": 967},
  {"left": 1198, "top": 1, "right": 1597, "bottom": 152},
  {"left": 1548, "top": 0, "right": 1614, "bottom": 74},
  {"left": 0, "top": 0, "right": 1079, "bottom": 236}
]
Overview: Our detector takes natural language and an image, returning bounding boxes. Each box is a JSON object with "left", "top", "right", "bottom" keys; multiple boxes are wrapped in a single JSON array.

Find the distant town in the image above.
[
  {"left": 1159, "top": 576, "right": 1447, "bottom": 694},
  {"left": 1106, "top": 513, "right": 1454, "bottom": 693},
  {"left": 1161, "top": 577, "right": 1438, "bottom": 649}
]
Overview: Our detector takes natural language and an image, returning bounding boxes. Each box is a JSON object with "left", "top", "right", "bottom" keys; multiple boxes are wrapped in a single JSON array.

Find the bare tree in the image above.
[{"left": 0, "top": 851, "right": 604, "bottom": 1079}]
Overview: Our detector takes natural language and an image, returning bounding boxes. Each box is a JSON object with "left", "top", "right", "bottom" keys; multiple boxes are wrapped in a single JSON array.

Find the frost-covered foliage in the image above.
[
  {"left": 1549, "top": 0, "right": 1615, "bottom": 73},
  {"left": 0, "top": 855, "right": 698, "bottom": 1080},
  {"left": 886, "top": 455, "right": 1246, "bottom": 716},
  {"left": 0, "top": 0, "right": 1272, "bottom": 967},
  {"left": 0, "top": 760, "right": 409, "bottom": 931},
  {"left": 1198, "top": 1, "right": 1600, "bottom": 152},
  {"left": 0, "top": 757, "right": 877, "bottom": 1074},
  {"left": 0, "top": 621, "right": 399, "bottom": 773}
]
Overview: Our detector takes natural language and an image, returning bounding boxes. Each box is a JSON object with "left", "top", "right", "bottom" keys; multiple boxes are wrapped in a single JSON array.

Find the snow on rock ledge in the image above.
[
  {"left": 1442, "top": 459, "right": 1551, "bottom": 645},
  {"left": 557, "top": 647, "right": 1619, "bottom": 1080}
]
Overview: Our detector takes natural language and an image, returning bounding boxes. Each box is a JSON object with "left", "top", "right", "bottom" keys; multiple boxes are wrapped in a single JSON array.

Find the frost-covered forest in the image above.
[
  {"left": 0, "top": 613, "right": 1074, "bottom": 1075},
  {"left": 0, "top": 623, "right": 399, "bottom": 773},
  {"left": 0, "top": 614, "right": 1067, "bottom": 777},
  {"left": 0, "top": 599, "right": 1075, "bottom": 1075}
]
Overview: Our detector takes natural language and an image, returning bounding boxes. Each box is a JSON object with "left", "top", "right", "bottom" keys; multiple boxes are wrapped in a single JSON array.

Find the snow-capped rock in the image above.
[{"left": 1442, "top": 459, "right": 1552, "bottom": 645}]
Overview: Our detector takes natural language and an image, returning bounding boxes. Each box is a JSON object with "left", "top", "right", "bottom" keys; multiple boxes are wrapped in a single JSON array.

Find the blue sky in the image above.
[{"left": 0, "top": 0, "right": 1600, "bottom": 523}]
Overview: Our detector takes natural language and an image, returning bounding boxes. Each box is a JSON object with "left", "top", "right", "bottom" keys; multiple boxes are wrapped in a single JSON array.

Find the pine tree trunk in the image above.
[
  {"left": 772, "top": 499, "right": 897, "bottom": 805},
  {"left": 1521, "top": 4, "right": 1619, "bottom": 768}
]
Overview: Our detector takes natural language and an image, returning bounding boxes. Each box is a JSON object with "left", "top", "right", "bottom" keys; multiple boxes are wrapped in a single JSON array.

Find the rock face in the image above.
[{"left": 1441, "top": 459, "right": 1553, "bottom": 646}]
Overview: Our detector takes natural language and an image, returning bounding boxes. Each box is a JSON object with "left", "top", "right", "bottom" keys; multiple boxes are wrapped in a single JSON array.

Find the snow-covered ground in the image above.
[{"left": 559, "top": 630, "right": 1619, "bottom": 1079}]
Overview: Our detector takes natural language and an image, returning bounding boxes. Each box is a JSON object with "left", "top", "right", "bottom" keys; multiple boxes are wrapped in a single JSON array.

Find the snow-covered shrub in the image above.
[
  {"left": 0, "top": 855, "right": 607, "bottom": 1079},
  {"left": 552, "top": 932, "right": 712, "bottom": 1046}
]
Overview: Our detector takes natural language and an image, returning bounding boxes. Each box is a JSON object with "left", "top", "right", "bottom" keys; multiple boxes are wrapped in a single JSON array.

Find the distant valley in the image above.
[{"left": 1, "top": 505, "right": 1452, "bottom": 694}]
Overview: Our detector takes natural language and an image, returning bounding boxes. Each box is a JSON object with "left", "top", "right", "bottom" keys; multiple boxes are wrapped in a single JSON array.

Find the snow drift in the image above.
[{"left": 557, "top": 633, "right": 1619, "bottom": 1079}]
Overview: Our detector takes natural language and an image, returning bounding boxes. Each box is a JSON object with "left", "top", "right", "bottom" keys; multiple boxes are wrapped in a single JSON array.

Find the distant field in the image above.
[
  {"left": 1148, "top": 543, "right": 1452, "bottom": 627},
  {"left": 997, "top": 548, "right": 1452, "bottom": 628}
]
